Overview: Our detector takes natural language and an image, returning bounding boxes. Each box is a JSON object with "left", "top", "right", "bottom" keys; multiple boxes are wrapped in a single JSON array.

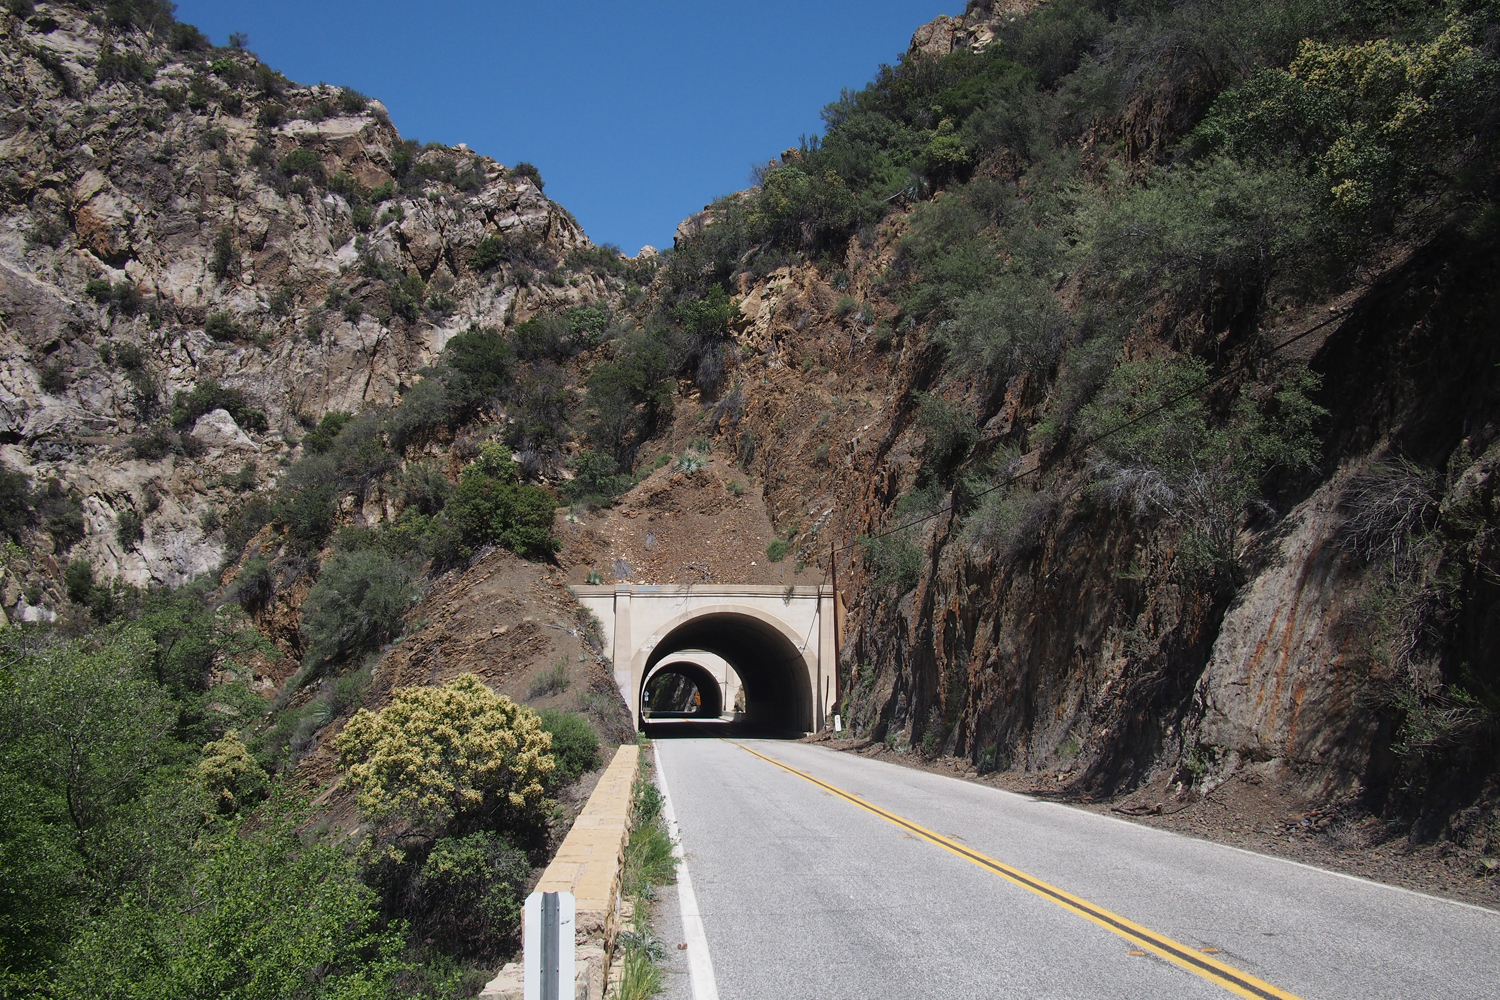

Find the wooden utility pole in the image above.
[{"left": 830, "top": 539, "right": 842, "bottom": 709}]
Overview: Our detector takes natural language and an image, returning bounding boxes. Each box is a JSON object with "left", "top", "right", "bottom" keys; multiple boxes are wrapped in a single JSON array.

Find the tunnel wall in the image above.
[{"left": 571, "top": 585, "right": 837, "bottom": 732}]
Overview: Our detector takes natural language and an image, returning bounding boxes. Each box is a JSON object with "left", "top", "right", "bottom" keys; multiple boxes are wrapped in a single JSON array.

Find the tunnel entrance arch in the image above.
[{"left": 571, "top": 585, "right": 838, "bottom": 734}]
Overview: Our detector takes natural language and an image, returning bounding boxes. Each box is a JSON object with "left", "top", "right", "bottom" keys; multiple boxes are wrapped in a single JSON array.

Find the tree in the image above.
[{"left": 334, "top": 674, "right": 554, "bottom": 836}]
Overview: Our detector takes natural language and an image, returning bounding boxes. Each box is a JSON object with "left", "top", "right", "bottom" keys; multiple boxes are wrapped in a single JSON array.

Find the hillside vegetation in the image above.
[{"left": 2, "top": 0, "right": 1500, "bottom": 995}]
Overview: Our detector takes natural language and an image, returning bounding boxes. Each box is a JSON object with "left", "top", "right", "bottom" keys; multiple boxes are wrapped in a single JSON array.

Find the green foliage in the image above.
[
  {"left": 300, "top": 548, "right": 419, "bottom": 665},
  {"left": 536, "top": 710, "right": 599, "bottom": 787},
  {"left": 1082, "top": 158, "right": 1333, "bottom": 326},
  {"left": 38, "top": 478, "right": 85, "bottom": 552},
  {"left": 338, "top": 87, "right": 368, "bottom": 114},
  {"left": 227, "top": 556, "right": 274, "bottom": 611},
  {"left": 208, "top": 227, "right": 239, "bottom": 282},
  {"left": 447, "top": 444, "right": 559, "bottom": 560},
  {"left": 620, "top": 775, "right": 674, "bottom": 900},
  {"left": 278, "top": 147, "right": 323, "bottom": 182},
  {"left": 1192, "top": 16, "right": 1500, "bottom": 224},
  {"left": 528, "top": 661, "right": 570, "bottom": 700},
  {"left": 437, "top": 323, "right": 515, "bottom": 418},
  {"left": 96, "top": 44, "right": 155, "bottom": 86},
  {"left": 394, "top": 460, "right": 453, "bottom": 517},
  {"left": 915, "top": 393, "right": 976, "bottom": 478},
  {"left": 387, "top": 273, "right": 426, "bottom": 323},
  {"left": 565, "top": 449, "right": 633, "bottom": 507},
  {"left": 410, "top": 833, "right": 531, "bottom": 958},
  {"left": 765, "top": 538, "right": 789, "bottom": 563},
  {"left": 1079, "top": 355, "right": 1326, "bottom": 576},
  {"left": 0, "top": 463, "right": 30, "bottom": 540},
  {"left": 301, "top": 410, "right": 351, "bottom": 454},
  {"left": 584, "top": 328, "right": 676, "bottom": 465},
  {"left": 857, "top": 530, "right": 923, "bottom": 591},
  {"left": 170, "top": 379, "right": 268, "bottom": 433},
  {"left": 116, "top": 508, "right": 144, "bottom": 549},
  {"left": 64, "top": 559, "right": 95, "bottom": 603},
  {"left": 50, "top": 809, "right": 406, "bottom": 1000},
  {"left": 508, "top": 161, "right": 543, "bottom": 189},
  {"left": 203, "top": 311, "right": 241, "bottom": 342}
]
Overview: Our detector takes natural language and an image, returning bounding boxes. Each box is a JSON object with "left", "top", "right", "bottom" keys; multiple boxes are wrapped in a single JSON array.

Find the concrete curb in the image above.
[{"left": 481, "top": 742, "right": 641, "bottom": 1000}]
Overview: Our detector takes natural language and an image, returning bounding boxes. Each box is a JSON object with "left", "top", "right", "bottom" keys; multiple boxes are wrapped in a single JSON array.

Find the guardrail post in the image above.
[{"left": 524, "top": 890, "right": 574, "bottom": 1000}]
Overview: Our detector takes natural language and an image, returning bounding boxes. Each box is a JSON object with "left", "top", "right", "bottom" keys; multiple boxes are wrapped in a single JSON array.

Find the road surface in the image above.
[{"left": 651, "top": 737, "right": 1499, "bottom": 1000}]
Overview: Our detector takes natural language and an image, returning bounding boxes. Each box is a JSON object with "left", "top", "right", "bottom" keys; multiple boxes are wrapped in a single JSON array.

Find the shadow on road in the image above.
[{"left": 641, "top": 717, "right": 804, "bottom": 740}]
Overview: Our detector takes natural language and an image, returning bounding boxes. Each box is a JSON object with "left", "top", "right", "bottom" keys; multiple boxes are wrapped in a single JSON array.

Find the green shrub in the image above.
[
  {"left": 509, "top": 162, "right": 543, "bottom": 189},
  {"left": 278, "top": 148, "right": 323, "bottom": 182},
  {"left": 196, "top": 730, "right": 268, "bottom": 814},
  {"left": 203, "top": 311, "right": 240, "bottom": 342},
  {"left": 565, "top": 450, "right": 633, "bottom": 507},
  {"left": 208, "top": 227, "right": 239, "bottom": 281},
  {"left": 537, "top": 710, "right": 600, "bottom": 787},
  {"left": 300, "top": 410, "right": 350, "bottom": 454},
  {"left": 447, "top": 445, "right": 559, "bottom": 560},
  {"left": 38, "top": 479, "right": 85, "bottom": 551},
  {"left": 471, "top": 234, "right": 536, "bottom": 272},
  {"left": 1078, "top": 355, "right": 1326, "bottom": 575},
  {"left": 857, "top": 531, "right": 922, "bottom": 592},
  {"left": 256, "top": 102, "right": 284, "bottom": 127},
  {"left": 170, "top": 379, "right": 268, "bottom": 432},
  {"left": 96, "top": 44, "right": 155, "bottom": 85},
  {"left": 394, "top": 460, "right": 453, "bottom": 517},
  {"left": 387, "top": 274, "right": 425, "bottom": 323},
  {"left": 227, "top": 557, "right": 273, "bottom": 611},
  {"left": 0, "top": 463, "right": 32, "bottom": 540},
  {"left": 49, "top": 813, "right": 405, "bottom": 1000},
  {"left": 64, "top": 559, "right": 95, "bottom": 604},
  {"left": 528, "top": 661, "right": 570, "bottom": 700},
  {"left": 412, "top": 832, "right": 531, "bottom": 957},
  {"left": 338, "top": 87, "right": 368, "bottom": 114},
  {"left": 300, "top": 548, "right": 419, "bottom": 664},
  {"left": 765, "top": 538, "right": 789, "bottom": 562},
  {"left": 116, "top": 509, "right": 144, "bottom": 549}
]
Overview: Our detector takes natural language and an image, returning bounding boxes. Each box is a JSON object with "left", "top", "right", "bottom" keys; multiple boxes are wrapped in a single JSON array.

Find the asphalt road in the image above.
[{"left": 652, "top": 738, "right": 1499, "bottom": 1000}]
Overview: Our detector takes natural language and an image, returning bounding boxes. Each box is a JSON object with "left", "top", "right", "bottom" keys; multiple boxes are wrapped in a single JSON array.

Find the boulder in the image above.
[{"left": 191, "top": 409, "right": 256, "bottom": 451}]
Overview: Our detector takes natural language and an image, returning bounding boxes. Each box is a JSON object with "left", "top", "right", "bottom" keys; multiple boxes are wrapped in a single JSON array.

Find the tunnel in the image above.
[
  {"left": 642, "top": 659, "right": 724, "bottom": 717},
  {"left": 640, "top": 611, "right": 813, "bottom": 734}
]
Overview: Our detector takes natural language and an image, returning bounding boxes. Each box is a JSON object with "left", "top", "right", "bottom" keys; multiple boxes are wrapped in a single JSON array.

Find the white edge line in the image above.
[
  {"left": 789, "top": 742, "right": 1500, "bottom": 918},
  {"left": 653, "top": 742, "right": 720, "bottom": 1000}
]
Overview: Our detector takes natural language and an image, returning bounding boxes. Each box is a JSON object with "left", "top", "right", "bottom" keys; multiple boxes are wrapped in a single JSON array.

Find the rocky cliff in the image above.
[{"left": 0, "top": 2, "right": 614, "bottom": 601}]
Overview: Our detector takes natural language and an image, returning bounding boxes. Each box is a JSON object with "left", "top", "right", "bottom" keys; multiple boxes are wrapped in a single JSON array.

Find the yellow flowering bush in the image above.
[
  {"left": 197, "top": 729, "right": 268, "bottom": 815},
  {"left": 334, "top": 673, "right": 554, "bottom": 833}
]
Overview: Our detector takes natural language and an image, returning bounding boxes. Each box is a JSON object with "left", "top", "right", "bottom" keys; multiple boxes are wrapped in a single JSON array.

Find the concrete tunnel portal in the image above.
[
  {"left": 571, "top": 585, "right": 839, "bottom": 735},
  {"left": 641, "top": 613, "right": 812, "bottom": 728}
]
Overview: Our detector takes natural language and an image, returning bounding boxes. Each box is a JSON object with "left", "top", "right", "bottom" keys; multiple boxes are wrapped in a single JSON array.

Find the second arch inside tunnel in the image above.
[{"left": 642, "top": 653, "right": 736, "bottom": 718}]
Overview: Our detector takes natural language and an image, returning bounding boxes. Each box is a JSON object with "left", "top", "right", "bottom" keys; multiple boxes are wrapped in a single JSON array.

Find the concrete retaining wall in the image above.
[{"left": 480, "top": 743, "right": 640, "bottom": 1000}]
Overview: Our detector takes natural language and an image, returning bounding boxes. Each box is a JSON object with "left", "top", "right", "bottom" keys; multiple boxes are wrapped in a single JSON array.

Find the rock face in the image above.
[
  {"left": 0, "top": 5, "right": 609, "bottom": 598},
  {"left": 907, "top": 1, "right": 1041, "bottom": 57}
]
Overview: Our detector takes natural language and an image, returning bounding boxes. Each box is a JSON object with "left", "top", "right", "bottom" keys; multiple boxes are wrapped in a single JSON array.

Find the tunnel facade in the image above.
[{"left": 571, "top": 584, "right": 838, "bottom": 732}]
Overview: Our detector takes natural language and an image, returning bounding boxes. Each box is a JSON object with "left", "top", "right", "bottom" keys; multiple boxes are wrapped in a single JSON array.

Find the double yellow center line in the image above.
[{"left": 737, "top": 742, "right": 1304, "bottom": 1000}]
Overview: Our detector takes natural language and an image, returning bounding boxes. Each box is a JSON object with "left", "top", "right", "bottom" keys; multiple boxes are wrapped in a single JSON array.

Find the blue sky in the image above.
[{"left": 172, "top": 1, "right": 955, "bottom": 254}]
